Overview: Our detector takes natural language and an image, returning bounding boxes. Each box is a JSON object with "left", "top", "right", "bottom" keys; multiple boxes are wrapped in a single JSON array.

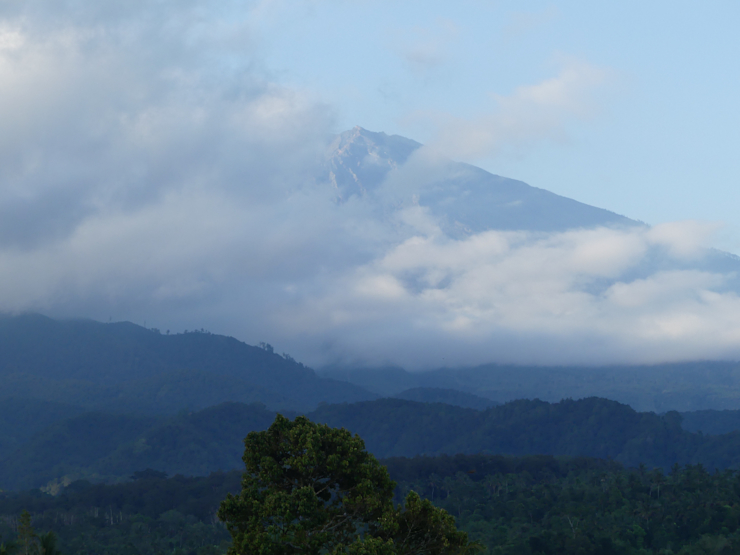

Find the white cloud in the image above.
[
  {"left": 405, "top": 59, "right": 612, "bottom": 160},
  {"left": 270, "top": 222, "right": 740, "bottom": 368},
  {"left": 647, "top": 220, "right": 721, "bottom": 259},
  {"left": 390, "top": 18, "right": 459, "bottom": 75}
]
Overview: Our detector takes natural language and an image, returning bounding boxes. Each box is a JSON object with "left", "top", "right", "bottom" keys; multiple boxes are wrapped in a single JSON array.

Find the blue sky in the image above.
[{"left": 254, "top": 1, "right": 740, "bottom": 251}]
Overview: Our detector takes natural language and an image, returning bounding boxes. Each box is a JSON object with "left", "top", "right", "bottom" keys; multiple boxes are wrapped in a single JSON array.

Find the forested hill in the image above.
[
  {"left": 0, "top": 313, "right": 375, "bottom": 412},
  {"left": 309, "top": 397, "right": 740, "bottom": 468},
  {"left": 8, "top": 397, "right": 740, "bottom": 491}
]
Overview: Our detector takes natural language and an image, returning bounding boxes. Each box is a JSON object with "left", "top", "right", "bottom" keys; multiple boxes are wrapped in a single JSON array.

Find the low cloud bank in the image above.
[{"left": 1, "top": 2, "right": 739, "bottom": 369}]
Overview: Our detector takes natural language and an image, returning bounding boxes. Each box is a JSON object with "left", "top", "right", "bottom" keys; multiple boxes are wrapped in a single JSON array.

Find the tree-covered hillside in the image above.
[
  {"left": 0, "top": 314, "right": 375, "bottom": 413},
  {"left": 9, "top": 397, "right": 740, "bottom": 492}
]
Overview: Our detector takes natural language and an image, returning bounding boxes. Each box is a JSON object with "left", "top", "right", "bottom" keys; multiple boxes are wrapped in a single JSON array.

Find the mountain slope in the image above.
[
  {"left": 327, "top": 127, "right": 638, "bottom": 234},
  {"left": 0, "top": 313, "right": 377, "bottom": 413}
]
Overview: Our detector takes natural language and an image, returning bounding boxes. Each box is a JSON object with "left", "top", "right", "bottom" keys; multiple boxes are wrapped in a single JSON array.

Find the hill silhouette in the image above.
[
  {"left": 7, "top": 397, "right": 740, "bottom": 491},
  {"left": 0, "top": 313, "right": 376, "bottom": 413}
]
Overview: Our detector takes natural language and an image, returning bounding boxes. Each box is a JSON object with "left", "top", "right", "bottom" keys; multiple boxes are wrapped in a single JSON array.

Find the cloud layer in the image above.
[{"left": 1, "top": 2, "right": 739, "bottom": 369}]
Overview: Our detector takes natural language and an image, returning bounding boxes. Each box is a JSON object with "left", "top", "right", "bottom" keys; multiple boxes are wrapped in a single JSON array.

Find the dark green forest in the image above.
[{"left": 4, "top": 454, "right": 740, "bottom": 555}]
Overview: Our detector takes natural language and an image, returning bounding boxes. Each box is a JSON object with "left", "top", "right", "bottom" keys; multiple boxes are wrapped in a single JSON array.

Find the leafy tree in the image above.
[{"left": 218, "top": 414, "right": 476, "bottom": 555}]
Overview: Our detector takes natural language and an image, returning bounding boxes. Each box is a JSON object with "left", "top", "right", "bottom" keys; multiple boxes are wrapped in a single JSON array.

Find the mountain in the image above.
[
  {"left": 326, "top": 126, "right": 740, "bottom": 296},
  {"left": 0, "top": 398, "right": 85, "bottom": 457},
  {"left": 327, "top": 127, "right": 638, "bottom": 233},
  {"left": 0, "top": 313, "right": 376, "bottom": 413}
]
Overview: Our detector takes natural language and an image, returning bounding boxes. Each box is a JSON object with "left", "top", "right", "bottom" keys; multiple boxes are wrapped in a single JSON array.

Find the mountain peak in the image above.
[
  {"left": 326, "top": 127, "right": 421, "bottom": 199},
  {"left": 324, "top": 128, "right": 637, "bottom": 234}
]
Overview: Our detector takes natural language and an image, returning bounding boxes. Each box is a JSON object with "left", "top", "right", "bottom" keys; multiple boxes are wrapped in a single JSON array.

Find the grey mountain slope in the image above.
[
  {"left": 326, "top": 126, "right": 740, "bottom": 292},
  {"left": 327, "top": 127, "right": 638, "bottom": 233}
]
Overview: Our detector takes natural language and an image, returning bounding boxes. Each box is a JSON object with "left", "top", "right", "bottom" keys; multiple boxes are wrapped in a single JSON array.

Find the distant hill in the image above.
[
  {"left": 0, "top": 403, "right": 277, "bottom": 491},
  {"left": 392, "top": 387, "right": 497, "bottom": 410},
  {"left": 9, "top": 397, "right": 740, "bottom": 491},
  {"left": 321, "top": 362, "right": 740, "bottom": 413},
  {"left": 0, "top": 398, "right": 85, "bottom": 457},
  {"left": 327, "top": 127, "right": 638, "bottom": 234},
  {"left": 310, "top": 398, "right": 740, "bottom": 470},
  {"left": 0, "top": 313, "right": 376, "bottom": 413},
  {"left": 680, "top": 409, "right": 740, "bottom": 435}
]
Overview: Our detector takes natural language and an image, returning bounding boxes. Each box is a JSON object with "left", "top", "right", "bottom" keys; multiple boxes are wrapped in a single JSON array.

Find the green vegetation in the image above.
[
  {"left": 389, "top": 454, "right": 740, "bottom": 554},
  {"left": 6, "top": 451, "right": 740, "bottom": 554},
  {"left": 0, "top": 313, "right": 375, "bottom": 414},
  {"left": 219, "top": 414, "right": 475, "bottom": 555},
  {"left": 0, "top": 471, "right": 242, "bottom": 555}
]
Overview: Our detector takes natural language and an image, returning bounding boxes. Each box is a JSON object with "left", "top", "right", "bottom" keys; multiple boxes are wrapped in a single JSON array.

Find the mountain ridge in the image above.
[{"left": 0, "top": 313, "right": 377, "bottom": 413}]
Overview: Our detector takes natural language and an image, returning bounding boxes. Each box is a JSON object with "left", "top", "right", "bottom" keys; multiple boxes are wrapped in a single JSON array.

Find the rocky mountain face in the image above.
[
  {"left": 325, "top": 127, "right": 638, "bottom": 234},
  {"left": 323, "top": 126, "right": 740, "bottom": 286}
]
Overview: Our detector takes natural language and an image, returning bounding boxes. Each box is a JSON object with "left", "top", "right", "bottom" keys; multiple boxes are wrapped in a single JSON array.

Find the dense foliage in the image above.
[
  {"left": 219, "top": 415, "right": 397, "bottom": 554},
  {"left": 0, "top": 403, "right": 280, "bottom": 491},
  {"left": 219, "top": 415, "right": 475, "bottom": 555},
  {"left": 0, "top": 313, "right": 374, "bottom": 414},
  {"left": 0, "top": 471, "right": 242, "bottom": 555},
  {"left": 390, "top": 454, "right": 740, "bottom": 554}
]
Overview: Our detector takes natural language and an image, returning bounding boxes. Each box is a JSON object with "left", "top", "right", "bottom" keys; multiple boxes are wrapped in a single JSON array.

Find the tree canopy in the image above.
[{"left": 218, "top": 414, "right": 476, "bottom": 555}]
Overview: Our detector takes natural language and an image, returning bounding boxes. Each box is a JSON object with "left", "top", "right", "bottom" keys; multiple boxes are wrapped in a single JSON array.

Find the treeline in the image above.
[
  {"left": 4, "top": 455, "right": 740, "bottom": 554},
  {"left": 392, "top": 455, "right": 740, "bottom": 554},
  {"left": 0, "top": 471, "right": 242, "bottom": 555}
]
